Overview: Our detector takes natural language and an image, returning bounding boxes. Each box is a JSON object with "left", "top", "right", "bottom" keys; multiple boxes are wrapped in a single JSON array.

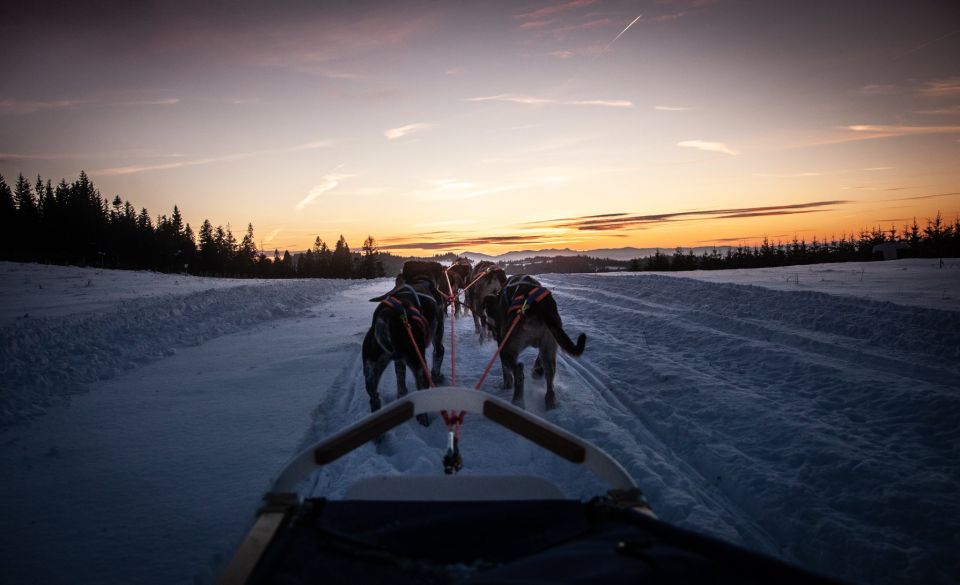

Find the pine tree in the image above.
[
  {"left": 332, "top": 234, "right": 352, "bottom": 278},
  {"left": 0, "top": 174, "right": 15, "bottom": 260},
  {"left": 170, "top": 205, "right": 184, "bottom": 236},
  {"left": 238, "top": 223, "right": 257, "bottom": 270},
  {"left": 360, "top": 235, "right": 381, "bottom": 278},
  {"left": 317, "top": 238, "right": 332, "bottom": 277},
  {"left": 198, "top": 219, "right": 217, "bottom": 273}
]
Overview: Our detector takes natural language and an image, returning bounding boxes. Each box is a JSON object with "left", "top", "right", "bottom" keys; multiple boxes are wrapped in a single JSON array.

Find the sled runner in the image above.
[{"left": 219, "top": 387, "right": 845, "bottom": 585}]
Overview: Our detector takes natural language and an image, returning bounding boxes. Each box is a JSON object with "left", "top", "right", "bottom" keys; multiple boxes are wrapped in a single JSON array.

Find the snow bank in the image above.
[
  {"left": 0, "top": 264, "right": 343, "bottom": 426},
  {"left": 603, "top": 258, "right": 960, "bottom": 312},
  {"left": 545, "top": 273, "right": 960, "bottom": 585},
  {"left": 0, "top": 261, "right": 269, "bottom": 326}
]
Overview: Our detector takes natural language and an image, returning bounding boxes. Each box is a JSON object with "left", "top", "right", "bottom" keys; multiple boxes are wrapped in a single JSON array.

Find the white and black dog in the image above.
[
  {"left": 482, "top": 274, "right": 585, "bottom": 410},
  {"left": 363, "top": 262, "right": 446, "bottom": 423}
]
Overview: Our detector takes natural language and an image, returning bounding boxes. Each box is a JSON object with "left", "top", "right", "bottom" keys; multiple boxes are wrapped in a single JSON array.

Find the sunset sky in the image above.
[{"left": 1, "top": 0, "right": 958, "bottom": 256}]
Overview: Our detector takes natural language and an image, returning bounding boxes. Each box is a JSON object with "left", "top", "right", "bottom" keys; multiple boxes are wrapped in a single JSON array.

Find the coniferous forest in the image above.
[
  {"left": 0, "top": 172, "right": 391, "bottom": 278},
  {"left": 1, "top": 171, "right": 956, "bottom": 278}
]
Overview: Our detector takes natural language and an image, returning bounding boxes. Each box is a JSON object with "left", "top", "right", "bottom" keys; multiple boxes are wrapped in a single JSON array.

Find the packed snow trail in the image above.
[{"left": 299, "top": 274, "right": 960, "bottom": 585}]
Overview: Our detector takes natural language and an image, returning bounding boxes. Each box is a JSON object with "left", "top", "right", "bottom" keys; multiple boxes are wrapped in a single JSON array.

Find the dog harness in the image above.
[
  {"left": 507, "top": 285, "right": 551, "bottom": 315},
  {"left": 380, "top": 295, "right": 432, "bottom": 346}
]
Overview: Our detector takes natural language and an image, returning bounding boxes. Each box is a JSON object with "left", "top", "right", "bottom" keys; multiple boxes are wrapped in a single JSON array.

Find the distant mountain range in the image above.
[{"left": 455, "top": 246, "right": 734, "bottom": 263}]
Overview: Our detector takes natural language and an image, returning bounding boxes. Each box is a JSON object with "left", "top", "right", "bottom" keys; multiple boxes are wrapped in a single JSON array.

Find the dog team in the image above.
[{"left": 362, "top": 258, "right": 586, "bottom": 420}]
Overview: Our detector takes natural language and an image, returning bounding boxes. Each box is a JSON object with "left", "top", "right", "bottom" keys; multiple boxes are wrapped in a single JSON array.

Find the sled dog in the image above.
[{"left": 483, "top": 274, "right": 585, "bottom": 409}]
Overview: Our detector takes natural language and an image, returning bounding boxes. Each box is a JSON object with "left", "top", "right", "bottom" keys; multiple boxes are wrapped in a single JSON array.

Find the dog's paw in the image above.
[
  {"left": 433, "top": 373, "right": 446, "bottom": 386},
  {"left": 544, "top": 392, "right": 557, "bottom": 411}
]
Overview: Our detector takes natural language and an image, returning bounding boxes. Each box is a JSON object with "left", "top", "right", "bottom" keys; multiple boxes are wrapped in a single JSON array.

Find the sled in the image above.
[{"left": 218, "top": 387, "right": 845, "bottom": 584}]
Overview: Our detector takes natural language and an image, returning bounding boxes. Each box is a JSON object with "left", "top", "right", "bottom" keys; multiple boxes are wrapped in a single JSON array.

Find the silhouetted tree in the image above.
[
  {"left": 0, "top": 174, "right": 15, "bottom": 260},
  {"left": 331, "top": 234, "right": 352, "bottom": 278},
  {"left": 360, "top": 235, "right": 383, "bottom": 278}
]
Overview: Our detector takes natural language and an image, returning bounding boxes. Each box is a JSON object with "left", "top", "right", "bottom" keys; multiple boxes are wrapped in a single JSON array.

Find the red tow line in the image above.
[
  {"left": 474, "top": 308, "right": 525, "bottom": 390},
  {"left": 401, "top": 315, "right": 434, "bottom": 389},
  {"left": 443, "top": 266, "right": 458, "bottom": 386}
]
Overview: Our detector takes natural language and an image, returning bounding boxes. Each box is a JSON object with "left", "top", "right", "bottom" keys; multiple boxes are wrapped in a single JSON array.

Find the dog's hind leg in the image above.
[
  {"left": 500, "top": 349, "right": 526, "bottom": 406},
  {"left": 394, "top": 360, "right": 409, "bottom": 399},
  {"left": 540, "top": 339, "right": 559, "bottom": 410},
  {"left": 362, "top": 328, "right": 390, "bottom": 412},
  {"left": 499, "top": 349, "right": 515, "bottom": 390},
  {"left": 512, "top": 361, "right": 525, "bottom": 407},
  {"left": 363, "top": 354, "right": 390, "bottom": 412},
  {"left": 409, "top": 360, "right": 433, "bottom": 426},
  {"left": 532, "top": 355, "right": 544, "bottom": 379},
  {"left": 431, "top": 321, "right": 446, "bottom": 386}
]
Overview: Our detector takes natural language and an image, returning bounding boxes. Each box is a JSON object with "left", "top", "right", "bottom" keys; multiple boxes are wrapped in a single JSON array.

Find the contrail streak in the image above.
[{"left": 604, "top": 14, "right": 642, "bottom": 51}]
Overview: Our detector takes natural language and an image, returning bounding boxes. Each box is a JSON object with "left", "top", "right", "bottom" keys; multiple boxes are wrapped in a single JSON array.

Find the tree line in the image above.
[
  {"left": 0, "top": 171, "right": 388, "bottom": 278},
  {"left": 2, "top": 171, "right": 955, "bottom": 278},
  {"left": 626, "top": 217, "right": 959, "bottom": 272}
]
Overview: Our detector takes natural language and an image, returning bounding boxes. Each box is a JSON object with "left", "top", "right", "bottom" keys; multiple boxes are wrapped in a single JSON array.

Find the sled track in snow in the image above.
[
  {"left": 276, "top": 275, "right": 957, "bottom": 585},
  {"left": 554, "top": 350, "right": 783, "bottom": 556},
  {"left": 542, "top": 274, "right": 960, "bottom": 585}
]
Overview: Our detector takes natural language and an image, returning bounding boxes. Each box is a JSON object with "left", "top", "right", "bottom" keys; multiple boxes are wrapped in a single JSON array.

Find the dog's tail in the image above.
[
  {"left": 541, "top": 306, "right": 585, "bottom": 357},
  {"left": 551, "top": 325, "right": 586, "bottom": 356}
]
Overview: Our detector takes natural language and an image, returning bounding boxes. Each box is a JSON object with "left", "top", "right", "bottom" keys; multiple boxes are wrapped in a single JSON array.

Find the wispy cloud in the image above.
[
  {"left": 846, "top": 124, "right": 960, "bottom": 139},
  {"left": 384, "top": 122, "right": 432, "bottom": 140},
  {"left": 886, "top": 191, "right": 960, "bottom": 202},
  {"left": 116, "top": 97, "right": 181, "bottom": 106},
  {"left": 915, "top": 105, "right": 960, "bottom": 116},
  {"left": 0, "top": 95, "right": 181, "bottom": 115},
  {"left": 93, "top": 140, "right": 332, "bottom": 176},
  {"left": 156, "top": 11, "right": 429, "bottom": 78},
  {"left": 677, "top": 140, "right": 739, "bottom": 155},
  {"left": 264, "top": 226, "right": 284, "bottom": 244},
  {"left": 550, "top": 18, "right": 614, "bottom": 37},
  {"left": 380, "top": 234, "right": 575, "bottom": 251},
  {"left": 857, "top": 83, "right": 899, "bottom": 95},
  {"left": 0, "top": 98, "right": 84, "bottom": 115},
  {"left": 655, "top": 105, "right": 692, "bottom": 111},
  {"left": 515, "top": 0, "right": 599, "bottom": 20},
  {"left": 572, "top": 99, "right": 633, "bottom": 107},
  {"left": 863, "top": 166, "right": 894, "bottom": 171},
  {"left": 466, "top": 94, "right": 633, "bottom": 108},
  {"left": 0, "top": 151, "right": 88, "bottom": 161},
  {"left": 296, "top": 165, "right": 352, "bottom": 210},
  {"left": 754, "top": 172, "right": 821, "bottom": 178},
  {"left": 917, "top": 77, "right": 960, "bottom": 98},
  {"left": 696, "top": 235, "right": 780, "bottom": 244},
  {"left": 530, "top": 200, "right": 850, "bottom": 231},
  {"left": 95, "top": 155, "right": 250, "bottom": 176}
]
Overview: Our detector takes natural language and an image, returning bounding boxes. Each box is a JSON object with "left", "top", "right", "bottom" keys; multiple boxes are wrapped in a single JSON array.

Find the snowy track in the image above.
[{"left": 1, "top": 262, "right": 958, "bottom": 585}]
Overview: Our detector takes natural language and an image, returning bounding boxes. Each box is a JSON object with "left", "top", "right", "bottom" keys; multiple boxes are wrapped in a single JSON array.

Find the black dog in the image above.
[
  {"left": 465, "top": 260, "right": 506, "bottom": 342},
  {"left": 363, "top": 273, "right": 445, "bottom": 424},
  {"left": 483, "top": 275, "right": 585, "bottom": 410}
]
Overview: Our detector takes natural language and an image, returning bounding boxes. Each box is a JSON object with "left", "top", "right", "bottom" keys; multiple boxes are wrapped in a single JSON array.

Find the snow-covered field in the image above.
[{"left": 1, "top": 259, "right": 958, "bottom": 584}]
